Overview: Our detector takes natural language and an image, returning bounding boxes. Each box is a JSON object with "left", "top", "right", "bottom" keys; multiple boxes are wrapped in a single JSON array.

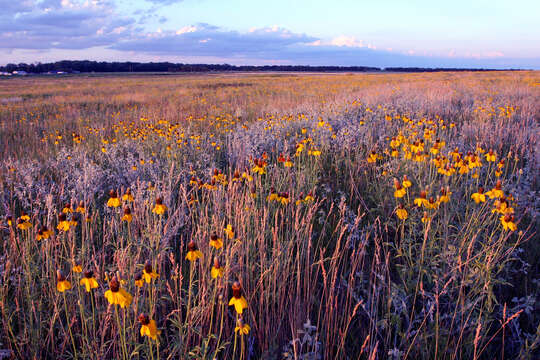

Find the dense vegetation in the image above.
[{"left": 0, "top": 72, "right": 538, "bottom": 359}]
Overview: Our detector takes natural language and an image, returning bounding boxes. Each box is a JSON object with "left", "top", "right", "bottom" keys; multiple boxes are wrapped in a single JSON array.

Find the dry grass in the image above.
[{"left": 0, "top": 71, "right": 539, "bottom": 359}]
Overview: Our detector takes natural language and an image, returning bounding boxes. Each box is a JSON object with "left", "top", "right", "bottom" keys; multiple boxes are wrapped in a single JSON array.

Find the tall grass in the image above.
[{"left": 0, "top": 71, "right": 538, "bottom": 359}]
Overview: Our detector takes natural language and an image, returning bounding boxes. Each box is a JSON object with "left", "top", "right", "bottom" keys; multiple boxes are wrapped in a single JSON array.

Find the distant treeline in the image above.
[{"left": 0, "top": 60, "right": 517, "bottom": 74}]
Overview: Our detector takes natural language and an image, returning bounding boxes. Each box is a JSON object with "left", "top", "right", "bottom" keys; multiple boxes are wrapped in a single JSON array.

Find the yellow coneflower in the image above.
[
  {"left": 279, "top": 192, "right": 290, "bottom": 205},
  {"left": 229, "top": 281, "right": 248, "bottom": 314},
  {"left": 486, "top": 180, "right": 504, "bottom": 199},
  {"left": 438, "top": 187, "right": 451, "bottom": 204},
  {"left": 485, "top": 149, "right": 497, "bottom": 162},
  {"left": 80, "top": 270, "right": 99, "bottom": 292},
  {"left": 367, "top": 151, "right": 379, "bottom": 163},
  {"left": 421, "top": 211, "right": 431, "bottom": 224},
  {"left": 6, "top": 216, "right": 13, "bottom": 227},
  {"left": 152, "top": 197, "right": 167, "bottom": 215},
  {"left": 211, "top": 258, "right": 224, "bottom": 279},
  {"left": 56, "top": 270, "right": 72, "bottom": 293},
  {"left": 471, "top": 187, "right": 486, "bottom": 203},
  {"left": 267, "top": 187, "right": 278, "bottom": 202},
  {"left": 396, "top": 204, "right": 408, "bottom": 220},
  {"left": 500, "top": 214, "right": 517, "bottom": 231},
  {"left": 425, "top": 197, "right": 438, "bottom": 209},
  {"left": 252, "top": 158, "right": 267, "bottom": 175},
  {"left": 72, "top": 262, "right": 82, "bottom": 273},
  {"left": 62, "top": 203, "right": 73, "bottom": 214},
  {"left": 393, "top": 179, "right": 406, "bottom": 198},
  {"left": 104, "top": 277, "right": 132, "bottom": 308},
  {"left": 185, "top": 240, "right": 203, "bottom": 262},
  {"left": 209, "top": 233, "right": 223, "bottom": 249},
  {"left": 142, "top": 261, "right": 159, "bottom": 283},
  {"left": 414, "top": 191, "right": 428, "bottom": 208},
  {"left": 121, "top": 207, "right": 132, "bottom": 222},
  {"left": 75, "top": 201, "right": 85, "bottom": 214},
  {"left": 134, "top": 272, "right": 144, "bottom": 288},
  {"left": 17, "top": 212, "right": 32, "bottom": 230},
  {"left": 107, "top": 190, "right": 121, "bottom": 208},
  {"left": 231, "top": 170, "right": 241, "bottom": 183},
  {"left": 122, "top": 188, "right": 134, "bottom": 202},
  {"left": 57, "top": 213, "right": 71, "bottom": 232},
  {"left": 284, "top": 157, "right": 293, "bottom": 167},
  {"left": 139, "top": 313, "right": 160, "bottom": 340},
  {"left": 234, "top": 318, "right": 251, "bottom": 335},
  {"left": 224, "top": 225, "right": 235, "bottom": 240},
  {"left": 304, "top": 192, "right": 314, "bottom": 202},
  {"left": 250, "top": 187, "right": 257, "bottom": 199},
  {"left": 492, "top": 198, "right": 514, "bottom": 215},
  {"left": 37, "top": 225, "right": 53, "bottom": 240}
]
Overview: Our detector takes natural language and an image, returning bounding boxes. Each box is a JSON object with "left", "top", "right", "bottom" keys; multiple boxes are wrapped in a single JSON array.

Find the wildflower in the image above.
[
  {"left": 396, "top": 204, "right": 408, "bottom": 220},
  {"left": 107, "top": 190, "right": 121, "bottom": 208},
  {"left": 80, "top": 271, "right": 99, "bottom": 292},
  {"left": 62, "top": 204, "right": 73, "bottom": 214},
  {"left": 224, "top": 224, "right": 235, "bottom": 239},
  {"left": 139, "top": 314, "right": 160, "bottom": 340},
  {"left": 304, "top": 192, "right": 314, "bottom": 202},
  {"left": 471, "top": 187, "right": 486, "bottom": 203},
  {"left": 231, "top": 170, "right": 241, "bottom": 183},
  {"left": 211, "top": 258, "right": 224, "bottom": 279},
  {"left": 73, "top": 262, "right": 82, "bottom": 273},
  {"left": 152, "top": 197, "right": 167, "bottom": 215},
  {"left": 17, "top": 212, "right": 32, "bottom": 230},
  {"left": 252, "top": 159, "right": 267, "bottom": 175},
  {"left": 492, "top": 198, "right": 514, "bottom": 215},
  {"left": 414, "top": 191, "right": 428, "bottom": 208},
  {"left": 485, "top": 150, "right": 497, "bottom": 162},
  {"left": 421, "top": 212, "right": 431, "bottom": 224},
  {"left": 134, "top": 272, "right": 144, "bottom": 288},
  {"left": 104, "top": 277, "right": 132, "bottom": 308},
  {"left": 486, "top": 180, "right": 504, "bottom": 199},
  {"left": 57, "top": 213, "right": 71, "bottom": 232},
  {"left": 279, "top": 192, "right": 290, "bottom": 205},
  {"left": 267, "top": 187, "right": 278, "bottom": 202},
  {"left": 242, "top": 170, "right": 253, "bottom": 182},
  {"left": 438, "top": 187, "right": 451, "bottom": 204},
  {"left": 235, "top": 318, "right": 251, "bottom": 335},
  {"left": 121, "top": 207, "right": 132, "bottom": 222},
  {"left": 425, "top": 197, "right": 438, "bottom": 209},
  {"left": 37, "top": 225, "right": 53, "bottom": 240},
  {"left": 6, "top": 216, "right": 12, "bottom": 227},
  {"left": 229, "top": 281, "right": 248, "bottom": 314},
  {"left": 367, "top": 151, "right": 379, "bottom": 163},
  {"left": 393, "top": 179, "right": 406, "bottom": 198},
  {"left": 122, "top": 188, "right": 134, "bottom": 202},
  {"left": 142, "top": 261, "right": 159, "bottom": 283},
  {"left": 57, "top": 270, "right": 72, "bottom": 292},
  {"left": 209, "top": 234, "right": 223, "bottom": 249},
  {"left": 284, "top": 157, "right": 293, "bottom": 167},
  {"left": 75, "top": 202, "right": 85, "bottom": 213},
  {"left": 500, "top": 214, "right": 517, "bottom": 231},
  {"left": 250, "top": 187, "right": 257, "bottom": 199},
  {"left": 189, "top": 176, "right": 198, "bottom": 186},
  {"left": 185, "top": 240, "right": 203, "bottom": 262}
]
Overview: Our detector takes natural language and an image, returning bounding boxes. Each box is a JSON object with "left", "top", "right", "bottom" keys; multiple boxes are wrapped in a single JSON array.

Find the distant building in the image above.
[{"left": 12, "top": 71, "right": 28, "bottom": 75}]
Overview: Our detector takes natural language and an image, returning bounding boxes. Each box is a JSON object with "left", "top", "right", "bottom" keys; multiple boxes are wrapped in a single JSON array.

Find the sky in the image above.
[{"left": 1, "top": 0, "right": 539, "bottom": 68}]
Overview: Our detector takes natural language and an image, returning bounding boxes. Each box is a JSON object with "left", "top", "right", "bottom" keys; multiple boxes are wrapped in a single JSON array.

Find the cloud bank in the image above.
[{"left": 0, "top": 0, "right": 538, "bottom": 68}]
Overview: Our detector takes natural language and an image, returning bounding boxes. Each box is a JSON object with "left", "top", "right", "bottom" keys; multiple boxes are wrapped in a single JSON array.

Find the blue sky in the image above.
[{"left": 1, "top": 0, "right": 539, "bottom": 68}]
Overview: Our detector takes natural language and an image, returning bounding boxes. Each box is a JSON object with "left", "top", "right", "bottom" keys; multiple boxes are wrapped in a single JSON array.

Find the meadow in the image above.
[{"left": 0, "top": 71, "right": 538, "bottom": 359}]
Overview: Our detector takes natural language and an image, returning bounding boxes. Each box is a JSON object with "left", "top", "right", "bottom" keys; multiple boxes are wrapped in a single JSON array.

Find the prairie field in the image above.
[{"left": 0, "top": 71, "right": 539, "bottom": 359}]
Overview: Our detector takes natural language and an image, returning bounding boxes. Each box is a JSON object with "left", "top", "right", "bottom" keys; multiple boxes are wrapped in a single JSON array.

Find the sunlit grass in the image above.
[{"left": 0, "top": 71, "right": 538, "bottom": 359}]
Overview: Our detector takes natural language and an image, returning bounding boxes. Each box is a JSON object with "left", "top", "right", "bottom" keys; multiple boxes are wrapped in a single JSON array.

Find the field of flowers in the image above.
[{"left": 0, "top": 71, "right": 538, "bottom": 359}]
